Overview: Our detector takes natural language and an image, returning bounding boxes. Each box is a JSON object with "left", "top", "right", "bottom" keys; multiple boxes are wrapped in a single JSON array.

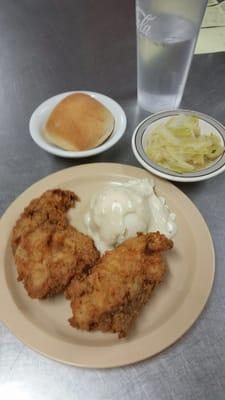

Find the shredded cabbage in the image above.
[{"left": 145, "top": 115, "right": 224, "bottom": 173}]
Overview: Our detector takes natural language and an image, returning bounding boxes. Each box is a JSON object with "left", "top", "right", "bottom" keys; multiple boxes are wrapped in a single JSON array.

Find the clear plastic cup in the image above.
[{"left": 136, "top": 0, "right": 207, "bottom": 112}]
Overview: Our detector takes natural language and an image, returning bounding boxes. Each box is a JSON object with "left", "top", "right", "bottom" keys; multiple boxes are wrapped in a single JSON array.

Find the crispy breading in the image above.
[
  {"left": 11, "top": 189, "right": 99, "bottom": 298},
  {"left": 12, "top": 189, "right": 77, "bottom": 253},
  {"left": 65, "top": 232, "right": 173, "bottom": 338}
]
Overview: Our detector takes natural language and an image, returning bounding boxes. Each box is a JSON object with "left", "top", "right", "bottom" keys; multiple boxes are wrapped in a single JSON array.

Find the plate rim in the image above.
[
  {"left": 29, "top": 91, "right": 127, "bottom": 158},
  {"left": 0, "top": 163, "right": 215, "bottom": 368},
  {"left": 132, "top": 109, "right": 225, "bottom": 182}
]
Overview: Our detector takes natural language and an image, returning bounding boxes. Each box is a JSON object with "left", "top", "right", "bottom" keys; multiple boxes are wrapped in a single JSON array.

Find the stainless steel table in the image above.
[{"left": 0, "top": 1, "right": 225, "bottom": 399}]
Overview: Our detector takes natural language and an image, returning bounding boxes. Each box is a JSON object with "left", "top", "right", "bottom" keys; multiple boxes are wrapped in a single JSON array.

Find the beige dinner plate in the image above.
[{"left": 0, "top": 163, "right": 215, "bottom": 368}]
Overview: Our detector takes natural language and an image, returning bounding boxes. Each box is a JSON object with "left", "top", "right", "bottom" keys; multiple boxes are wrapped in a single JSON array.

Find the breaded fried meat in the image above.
[
  {"left": 11, "top": 189, "right": 99, "bottom": 298},
  {"left": 65, "top": 232, "right": 173, "bottom": 338}
]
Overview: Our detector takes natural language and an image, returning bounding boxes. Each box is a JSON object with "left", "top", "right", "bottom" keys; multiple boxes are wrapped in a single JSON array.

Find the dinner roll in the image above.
[{"left": 43, "top": 93, "right": 115, "bottom": 151}]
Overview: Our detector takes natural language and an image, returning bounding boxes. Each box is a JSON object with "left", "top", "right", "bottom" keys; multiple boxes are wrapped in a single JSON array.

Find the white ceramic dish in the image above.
[
  {"left": 132, "top": 109, "right": 225, "bottom": 183},
  {"left": 29, "top": 91, "right": 127, "bottom": 158}
]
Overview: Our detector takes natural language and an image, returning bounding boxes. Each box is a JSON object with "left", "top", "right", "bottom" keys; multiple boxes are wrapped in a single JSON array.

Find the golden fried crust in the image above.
[
  {"left": 11, "top": 189, "right": 99, "bottom": 298},
  {"left": 11, "top": 189, "right": 78, "bottom": 254},
  {"left": 65, "top": 231, "right": 173, "bottom": 338}
]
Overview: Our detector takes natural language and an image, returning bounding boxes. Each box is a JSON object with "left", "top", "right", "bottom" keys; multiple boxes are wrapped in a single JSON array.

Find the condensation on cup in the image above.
[{"left": 136, "top": 0, "right": 207, "bottom": 113}]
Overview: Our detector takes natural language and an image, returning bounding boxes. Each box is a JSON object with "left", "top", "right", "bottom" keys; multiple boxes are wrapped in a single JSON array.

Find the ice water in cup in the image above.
[{"left": 137, "top": 12, "right": 198, "bottom": 112}]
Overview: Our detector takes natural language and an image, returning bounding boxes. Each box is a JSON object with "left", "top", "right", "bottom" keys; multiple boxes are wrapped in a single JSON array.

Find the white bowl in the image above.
[
  {"left": 29, "top": 91, "right": 127, "bottom": 158},
  {"left": 132, "top": 109, "right": 225, "bottom": 183}
]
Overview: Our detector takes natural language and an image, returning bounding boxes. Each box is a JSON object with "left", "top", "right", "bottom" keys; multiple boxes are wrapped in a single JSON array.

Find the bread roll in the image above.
[{"left": 43, "top": 93, "right": 115, "bottom": 151}]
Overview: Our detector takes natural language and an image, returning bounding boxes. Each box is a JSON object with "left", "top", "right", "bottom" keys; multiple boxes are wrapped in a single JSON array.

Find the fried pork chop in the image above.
[
  {"left": 11, "top": 189, "right": 99, "bottom": 298},
  {"left": 65, "top": 232, "right": 173, "bottom": 338}
]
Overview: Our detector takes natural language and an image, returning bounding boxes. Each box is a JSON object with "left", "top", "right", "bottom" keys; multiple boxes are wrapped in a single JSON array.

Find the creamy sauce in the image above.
[{"left": 84, "top": 179, "right": 177, "bottom": 253}]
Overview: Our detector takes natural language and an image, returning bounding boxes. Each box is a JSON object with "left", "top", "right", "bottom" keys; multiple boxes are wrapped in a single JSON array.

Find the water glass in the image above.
[{"left": 136, "top": 0, "right": 208, "bottom": 112}]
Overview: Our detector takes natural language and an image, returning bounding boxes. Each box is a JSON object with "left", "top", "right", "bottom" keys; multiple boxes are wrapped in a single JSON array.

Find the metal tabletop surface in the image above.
[{"left": 0, "top": 1, "right": 225, "bottom": 399}]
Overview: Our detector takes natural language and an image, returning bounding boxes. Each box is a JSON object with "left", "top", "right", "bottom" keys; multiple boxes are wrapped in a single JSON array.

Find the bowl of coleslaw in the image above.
[{"left": 132, "top": 109, "right": 225, "bottom": 182}]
